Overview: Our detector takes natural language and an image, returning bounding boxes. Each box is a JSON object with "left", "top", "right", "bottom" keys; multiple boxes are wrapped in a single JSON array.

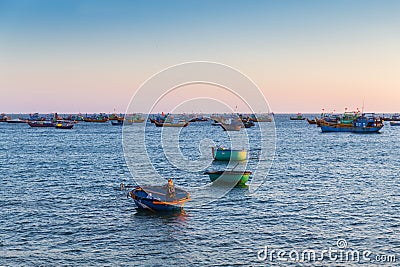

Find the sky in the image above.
[{"left": 0, "top": 0, "right": 399, "bottom": 113}]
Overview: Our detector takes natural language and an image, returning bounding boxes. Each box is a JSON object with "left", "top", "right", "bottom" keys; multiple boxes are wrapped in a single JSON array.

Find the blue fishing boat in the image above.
[
  {"left": 28, "top": 121, "right": 55, "bottom": 127},
  {"left": 321, "top": 113, "right": 383, "bottom": 133},
  {"left": 212, "top": 147, "right": 247, "bottom": 161},
  {"left": 129, "top": 185, "right": 190, "bottom": 212},
  {"left": 390, "top": 121, "right": 400, "bottom": 126}
]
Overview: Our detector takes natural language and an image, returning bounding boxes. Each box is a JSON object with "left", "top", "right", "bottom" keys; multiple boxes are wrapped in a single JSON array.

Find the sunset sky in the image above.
[{"left": 1, "top": 0, "right": 399, "bottom": 113}]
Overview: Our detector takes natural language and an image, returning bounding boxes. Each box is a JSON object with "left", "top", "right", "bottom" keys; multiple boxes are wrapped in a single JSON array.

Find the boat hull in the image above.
[
  {"left": 212, "top": 147, "right": 247, "bottom": 161},
  {"left": 154, "top": 121, "right": 189, "bottom": 127},
  {"left": 205, "top": 171, "right": 251, "bottom": 186},
  {"left": 83, "top": 118, "right": 108, "bottom": 123},
  {"left": 220, "top": 124, "right": 241, "bottom": 131},
  {"left": 55, "top": 123, "right": 74, "bottom": 129},
  {"left": 129, "top": 186, "right": 190, "bottom": 212},
  {"left": 321, "top": 125, "right": 383, "bottom": 133},
  {"left": 28, "top": 121, "right": 55, "bottom": 127}
]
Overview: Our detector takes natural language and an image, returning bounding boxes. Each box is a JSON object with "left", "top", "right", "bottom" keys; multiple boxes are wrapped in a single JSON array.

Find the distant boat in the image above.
[
  {"left": 307, "top": 118, "right": 317, "bottom": 124},
  {"left": 83, "top": 118, "right": 108, "bottom": 123},
  {"left": 290, "top": 113, "right": 306, "bottom": 120},
  {"left": 6, "top": 118, "right": 26, "bottom": 124},
  {"left": 390, "top": 121, "right": 400, "bottom": 126},
  {"left": 212, "top": 147, "right": 247, "bottom": 161},
  {"left": 154, "top": 120, "right": 189, "bottom": 127},
  {"left": 83, "top": 113, "right": 109, "bottom": 123},
  {"left": 321, "top": 114, "right": 383, "bottom": 133},
  {"left": 204, "top": 170, "right": 251, "bottom": 186},
  {"left": 249, "top": 113, "right": 273, "bottom": 122},
  {"left": 0, "top": 113, "right": 8, "bottom": 122},
  {"left": 128, "top": 186, "right": 190, "bottom": 212},
  {"left": 211, "top": 115, "right": 242, "bottom": 131},
  {"left": 28, "top": 121, "right": 55, "bottom": 127},
  {"left": 382, "top": 114, "right": 400, "bottom": 121},
  {"left": 55, "top": 121, "right": 74, "bottom": 129},
  {"left": 220, "top": 123, "right": 241, "bottom": 131}
]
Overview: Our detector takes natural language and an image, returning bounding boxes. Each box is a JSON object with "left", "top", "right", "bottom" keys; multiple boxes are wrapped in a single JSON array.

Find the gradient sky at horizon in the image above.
[{"left": 1, "top": 0, "right": 399, "bottom": 113}]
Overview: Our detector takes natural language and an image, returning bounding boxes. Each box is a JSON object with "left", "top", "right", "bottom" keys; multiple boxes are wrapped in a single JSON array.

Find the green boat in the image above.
[
  {"left": 212, "top": 147, "right": 247, "bottom": 161},
  {"left": 204, "top": 170, "right": 251, "bottom": 186}
]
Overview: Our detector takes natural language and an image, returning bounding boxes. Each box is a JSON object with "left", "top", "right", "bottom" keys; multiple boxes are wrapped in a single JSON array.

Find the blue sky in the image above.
[{"left": 1, "top": 0, "right": 399, "bottom": 113}]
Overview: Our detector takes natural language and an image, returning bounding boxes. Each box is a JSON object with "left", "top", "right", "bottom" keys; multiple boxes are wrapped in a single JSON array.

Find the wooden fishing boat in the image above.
[
  {"left": 307, "top": 118, "right": 317, "bottom": 124},
  {"left": 204, "top": 170, "right": 251, "bottom": 186},
  {"left": 125, "top": 114, "right": 145, "bottom": 123},
  {"left": 129, "top": 186, "right": 190, "bottom": 212},
  {"left": 55, "top": 121, "right": 74, "bottom": 129},
  {"left": 7, "top": 118, "right": 27, "bottom": 124},
  {"left": 27, "top": 121, "right": 55, "bottom": 127},
  {"left": 220, "top": 124, "right": 241, "bottom": 131},
  {"left": 249, "top": 114, "right": 273, "bottom": 122},
  {"left": 154, "top": 120, "right": 189, "bottom": 127},
  {"left": 390, "top": 121, "right": 400, "bottom": 126},
  {"left": 212, "top": 147, "right": 247, "bottom": 161},
  {"left": 290, "top": 113, "right": 305, "bottom": 120},
  {"left": 321, "top": 114, "right": 383, "bottom": 133},
  {"left": 83, "top": 118, "right": 108, "bottom": 123}
]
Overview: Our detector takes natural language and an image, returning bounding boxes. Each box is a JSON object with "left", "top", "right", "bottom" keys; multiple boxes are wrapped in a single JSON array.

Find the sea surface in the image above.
[{"left": 1, "top": 114, "right": 399, "bottom": 266}]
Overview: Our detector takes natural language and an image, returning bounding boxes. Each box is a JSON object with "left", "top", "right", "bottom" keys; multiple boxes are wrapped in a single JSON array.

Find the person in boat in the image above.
[{"left": 166, "top": 178, "right": 176, "bottom": 201}]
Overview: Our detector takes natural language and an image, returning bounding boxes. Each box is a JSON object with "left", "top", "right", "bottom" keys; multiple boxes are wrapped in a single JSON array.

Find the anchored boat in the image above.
[
  {"left": 55, "top": 121, "right": 74, "bottom": 129},
  {"left": 212, "top": 147, "right": 247, "bottom": 161},
  {"left": 204, "top": 170, "right": 251, "bottom": 186},
  {"left": 28, "top": 121, "right": 55, "bottom": 127},
  {"left": 290, "top": 113, "right": 306, "bottom": 120},
  {"left": 129, "top": 186, "right": 190, "bottom": 212},
  {"left": 321, "top": 114, "right": 383, "bottom": 133}
]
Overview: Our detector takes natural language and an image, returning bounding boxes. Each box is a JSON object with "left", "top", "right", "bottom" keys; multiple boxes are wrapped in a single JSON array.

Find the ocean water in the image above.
[{"left": 1, "top": 115, "right": 399, "bottom": 266}]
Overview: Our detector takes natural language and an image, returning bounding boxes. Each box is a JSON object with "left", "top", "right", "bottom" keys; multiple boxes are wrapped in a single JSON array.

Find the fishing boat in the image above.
[
  {"left": 290, "top": 113, "right": 306, "bottom": 120},
  {"left": 382, "top": 114, "right": 400, "bottom": 121},
  {"left": 154, "top": 119, "right": 189, "bottom": 127},
  {"left": 83, "top": 117, "right": 108, "bottom": 123},
  {"left": 307, "top": 118, "right": 317, "bottom": 124},
  {"left": 390, "top": 121, "right": 400, "bottom": 126},
  {"left": 27, "top": 121, "right": 55, "bottom": 127},
  {"left": 218, "top": 118, "right": 242, "bottom": 131},
  {"left": 321, "top": 114, "right": 383, "bottom": 133},
  {"left": 204, "top": 170, "right": 252, "bottom": 186},
  {"left": 249, "top": 113, "right": 273, "bottom": 122},
  {"left": 83, "top": 113, "right": 109, "bottom": 123},
  {"left": 0, "top": 113, "right": 8, "bottom": 122},
  {"left": 55, "top": 121, "right": 74, "bottom": 129},
  {"left": 211, "top": 114, "right": 243, "bottom": 131},
  {"left": 7, "top": 118, "right": 27, "bottom": 123},
  {"left": 129, "top": 185, "right": 190, "bottom": 212},
  {"left": 212, "top": 147, "right": 247, "bottom": 161},
  {"left": 125, "top": 114, "right": 145, "bottom": 123}
]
